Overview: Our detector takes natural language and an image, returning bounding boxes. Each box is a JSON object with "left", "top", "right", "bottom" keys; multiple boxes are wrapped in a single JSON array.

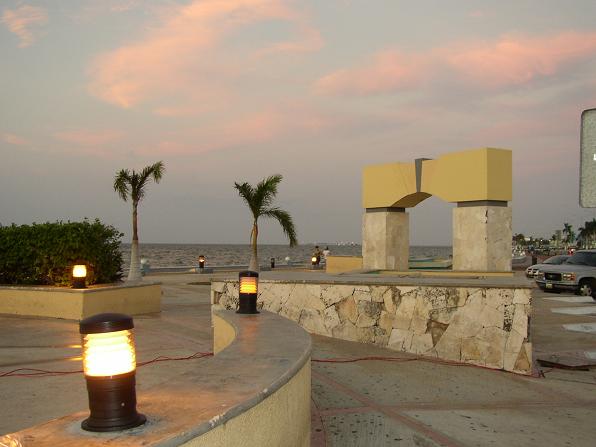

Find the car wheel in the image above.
[{"left": 577, "top": 279, "right": 595, "bottom": 298}]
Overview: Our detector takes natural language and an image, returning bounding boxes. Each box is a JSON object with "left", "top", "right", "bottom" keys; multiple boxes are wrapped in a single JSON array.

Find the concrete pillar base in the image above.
[
  {"left": 362, "top": 208, "right": 409, "bottom": 270},
  {"left": 453, "top": 205, "right": 512, "bottom": 271}
]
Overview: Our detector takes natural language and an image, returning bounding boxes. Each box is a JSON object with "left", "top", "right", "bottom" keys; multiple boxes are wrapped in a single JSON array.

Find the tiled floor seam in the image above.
[
  {"left": 311, "top": 399, "right": 327, "bottom": 447},
  {"left": 318, "top": 400, "right": 596, "bottom": 417},
  {"left": 312, "top": 370, "right": 465, "bottom": 447},
  {"left": 507, "top": 373, "right": 589, "bottom": 404}
]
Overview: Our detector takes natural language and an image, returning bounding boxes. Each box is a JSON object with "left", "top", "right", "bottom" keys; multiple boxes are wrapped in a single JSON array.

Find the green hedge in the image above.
[{"left": 0, "top": 220, "right": 123, "bottom": 286}]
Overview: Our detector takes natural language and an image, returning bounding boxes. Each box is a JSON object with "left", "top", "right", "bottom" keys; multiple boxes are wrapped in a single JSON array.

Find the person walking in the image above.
[{"left": 322, "top": 246, "right": 331, "bottom": 262}]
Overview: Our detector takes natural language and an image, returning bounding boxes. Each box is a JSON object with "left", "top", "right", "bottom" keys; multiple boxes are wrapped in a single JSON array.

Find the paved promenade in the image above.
[{"left": 1, "top": 272, "right": 595, "bottom": 446}]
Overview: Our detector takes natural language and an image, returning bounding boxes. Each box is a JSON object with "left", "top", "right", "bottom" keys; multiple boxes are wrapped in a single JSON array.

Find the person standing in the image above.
[{"left": 322, "top": 246, "right": 331, "bottom": 262}]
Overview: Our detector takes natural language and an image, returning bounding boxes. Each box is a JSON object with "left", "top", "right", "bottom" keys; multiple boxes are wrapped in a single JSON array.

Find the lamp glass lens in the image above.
[
  {"left": 82, "top": 329, "right": 136, "bottom": 376},
  {"left": 73, "top": 265, "right": 87, "bottom": 278},
  {"left": 240, "top": 277, "right": 257, "bottom": 294},
  {"left": 311, "top": 256, "right": 317, "bottom": 262}
]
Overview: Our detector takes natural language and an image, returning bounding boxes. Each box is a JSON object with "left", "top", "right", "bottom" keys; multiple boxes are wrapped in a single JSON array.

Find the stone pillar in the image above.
[
  {"left": 362, "top": 208, "right": 409, "bottom": 270},
  {"left": 452, "top": 201, "right": 512, "bottom": 271}
]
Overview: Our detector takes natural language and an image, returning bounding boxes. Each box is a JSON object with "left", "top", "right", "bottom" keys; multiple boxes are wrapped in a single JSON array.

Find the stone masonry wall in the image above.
[{"left": 211, "top": 281, "right": 532, "bottom": 374}]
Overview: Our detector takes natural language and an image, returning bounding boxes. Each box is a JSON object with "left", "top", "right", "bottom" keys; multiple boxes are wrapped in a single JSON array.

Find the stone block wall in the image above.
[
  {"left": 362, "top": 210, "right": 409, "bottom": 270},
  {"left": 452, "top": 205, "right": 512, "bottom": 271},
  {"left": 212, "top": 280, "right": 532, "bottom": 374}
]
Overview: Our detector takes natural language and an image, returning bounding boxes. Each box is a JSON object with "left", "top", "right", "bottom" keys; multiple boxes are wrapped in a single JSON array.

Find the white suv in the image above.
[{"left": 535, "top": 250, "right": 596, "bottom": 298}]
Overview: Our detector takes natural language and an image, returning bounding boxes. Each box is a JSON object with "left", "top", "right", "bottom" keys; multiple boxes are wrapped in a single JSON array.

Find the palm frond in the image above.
[
  {"left": 130, "top": 172, "right": 142, "bottom": 204},
  {"left": 140, "top": 161, "right": 165, "bottom": 184},
  {"left": 254, "top": 174, "right": 282, "bottom": 211},
  {"left": 263, "top": 207, "right": 298, "bottom": 247},
  {"left": 234, "top": 182, "right": 258, "bottom": 218},
  {"left": 133, "top": 162, "right": 165, "bottom": 203},
  {"left": 113, "top": 169, "right": 131, "bottom": 201},
  {"left": 114, "top": 162, "right": 165, "bottom": 204}
]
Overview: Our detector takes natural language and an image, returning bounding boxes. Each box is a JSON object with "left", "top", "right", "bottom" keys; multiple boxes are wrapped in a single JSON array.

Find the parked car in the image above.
[
  {"left": 535, "top": 250, "right": 596, "bottom": 298},
  {"left": 525, "top": 255, "right": 570, "bottom": 278}
]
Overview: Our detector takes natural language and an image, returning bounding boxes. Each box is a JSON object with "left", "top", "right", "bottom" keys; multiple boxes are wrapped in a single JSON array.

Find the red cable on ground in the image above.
[
  {"left": 0, "top": 352, "right": 214, "bottom": 378},
  {"left": 311, "top": 355, "right": 547, "bottom": 379},
  {"left": 0, "top": 351, "right": 569, "bottom": 382}
]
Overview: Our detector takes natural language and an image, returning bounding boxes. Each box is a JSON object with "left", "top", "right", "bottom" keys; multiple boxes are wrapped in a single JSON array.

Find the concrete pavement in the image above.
[
  {"left": 309, "top": 286, "right": 596, "bottom": 446},
  {"left": 0, "top": 274, "right": 213, "bottom": 434},
  {"left": 1, "top": 273, "right": 595, "bottom": 446}
]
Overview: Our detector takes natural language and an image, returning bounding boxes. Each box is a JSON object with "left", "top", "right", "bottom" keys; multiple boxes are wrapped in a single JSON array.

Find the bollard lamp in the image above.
[
  {"left": 198, "top": 255, "right": 205, "bottom": 270},
  {"left": 72, "top": 264, "right": 88, "bottom": 289},
  {"left": 79, "top": 313, "right": 146, "bottom": 432},
  {"left": 237, "top": 271, "right": 259, "bottom": 314}
]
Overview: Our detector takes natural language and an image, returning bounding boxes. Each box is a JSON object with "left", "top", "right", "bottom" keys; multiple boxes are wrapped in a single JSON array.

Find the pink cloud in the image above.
[
  {"left": 153, "top": 106, "right": 201, "bottom": 117},
  {"left": 317, "top": 31, "right": 596, "bottom": 95},
  {"left": 2, "top": 132, "right": 29, "bottom": 146},
  {"left": 467, "top": 10, "right": 488, "bottom": 19},
  {"left": 222, "top": 106, "right": 330, "bottom": 142},
  {"left": 1, "top": 4, "right": 47, "bottom": 47},
  {"left": 445, "top": 32, "right": 596, "bottom": 87},
  {"left": 88, "top": 0, "right": 321, "bottom": 109},
  {"left": 53, "top": 129, "right": 124, "bottom": 146},
  {"left": 136, "top": 104, "right": 333, "bottom": 156},
  {"left": 316, "top": 50, "right": 427, "bottom": 95}
]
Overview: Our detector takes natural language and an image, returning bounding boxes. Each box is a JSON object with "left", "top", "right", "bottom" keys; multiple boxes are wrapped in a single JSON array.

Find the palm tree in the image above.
[
  {"left": 577, "top": 219, "right": 596, "bottom": 248},
  {"left": 513, "top": 233, "right": 526, "bottom": 246},
  {"left": 562, "top": 223, "right": 574, "bottom": 249},
  {"left": 114, "top": 161, "right": 165, "bottom": 281},
  {"left": 234, "top": 174, "right": 297, "bottom": 271}
]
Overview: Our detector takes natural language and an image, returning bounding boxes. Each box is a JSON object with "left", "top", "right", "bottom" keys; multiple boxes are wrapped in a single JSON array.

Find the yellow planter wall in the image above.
[
  {"left": 326, "top": 256, "right": 363, "bottom": 273},
  {"left": 0, "top": 283, "right": 161, "bottom": 319}
]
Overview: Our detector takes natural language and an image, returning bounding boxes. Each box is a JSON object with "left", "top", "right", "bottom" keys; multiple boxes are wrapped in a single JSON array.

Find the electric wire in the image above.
[
  {"left": 0, "top": 351, "right": 213, "bottom": 378},
  {"left": 2, "top": 352, "right": 590, "bottom": 383},
  {"left": 311, "top": 355, "right": 549, "bottom": 378}
]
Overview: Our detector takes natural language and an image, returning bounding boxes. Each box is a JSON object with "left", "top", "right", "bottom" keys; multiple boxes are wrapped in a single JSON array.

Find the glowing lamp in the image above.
[
  {"left": 237, "top": 271, "right": 259, "bottom": 314},
  {"left": 72, "top": 264, "right": 87, "bottom": 289},
  {"left": 198, "top": 255, "right": 205, "bottom": 270},
  {"left": 311, "top": 256, "right": 317, "bottom": 266},
  {"left": 270, "top": 257, "right": 275, "bottom": 269},
  {"left": 79, "top": 313, "right": 146, "bottom": 432}
]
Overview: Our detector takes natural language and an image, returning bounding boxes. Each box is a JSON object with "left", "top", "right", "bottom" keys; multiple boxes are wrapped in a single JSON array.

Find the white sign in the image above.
[{"left": 580, "top": 108, "right": 596, "bottom": 207}]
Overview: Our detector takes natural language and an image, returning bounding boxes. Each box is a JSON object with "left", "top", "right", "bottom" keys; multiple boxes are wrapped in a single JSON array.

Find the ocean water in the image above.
[{"left": 120, "top": 243, "right": 452, "bottom": 268}]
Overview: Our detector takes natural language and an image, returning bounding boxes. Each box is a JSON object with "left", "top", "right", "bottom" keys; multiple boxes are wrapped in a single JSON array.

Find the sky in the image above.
[{"left": 1, "top": 0, "right": 595, "bottom": 246}]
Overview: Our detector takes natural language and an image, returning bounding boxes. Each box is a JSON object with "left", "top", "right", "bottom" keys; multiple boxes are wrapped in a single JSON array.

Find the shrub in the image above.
[{"left": 0, "top": 219, "right": 123, "bottom": 286}]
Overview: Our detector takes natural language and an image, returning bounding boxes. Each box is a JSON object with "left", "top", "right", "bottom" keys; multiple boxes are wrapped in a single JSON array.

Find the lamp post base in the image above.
[
  {"left": 237, "top": 294, "right": 259, "bottom": 314},
  {"left": 82, "top": 372, "right": 146, "bottom": 432},
  {"left": 82, "top": 413, "right": 146, "bottom": 433}
]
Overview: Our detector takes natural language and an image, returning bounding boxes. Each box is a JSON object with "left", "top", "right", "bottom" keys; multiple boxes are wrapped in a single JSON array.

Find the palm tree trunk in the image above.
[
  {"left": 127, "top": 203, "right": 142, "bottom": 281},
  {"left": 248, "top": 222, "right": 259, "bottom": 271}
]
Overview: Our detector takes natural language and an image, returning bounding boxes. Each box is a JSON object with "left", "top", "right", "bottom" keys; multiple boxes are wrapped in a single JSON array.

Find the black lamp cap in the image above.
[
  {"left": 80, "top": 313, "right": 134, "bottom": 334},
  {"left": 239, "top": 270, "right": 259, "bottom": 279}
]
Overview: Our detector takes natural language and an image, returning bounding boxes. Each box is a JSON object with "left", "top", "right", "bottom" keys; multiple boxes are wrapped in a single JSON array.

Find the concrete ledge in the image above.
[
  {"left": 0, "top": 282, "right": 162, "bottom": 319},
  {"left": 213, "top": 273, "right": 533, "bottom": 374},
  {"left": 2, "top": 310, "right": 312, "bottom": 447}
]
